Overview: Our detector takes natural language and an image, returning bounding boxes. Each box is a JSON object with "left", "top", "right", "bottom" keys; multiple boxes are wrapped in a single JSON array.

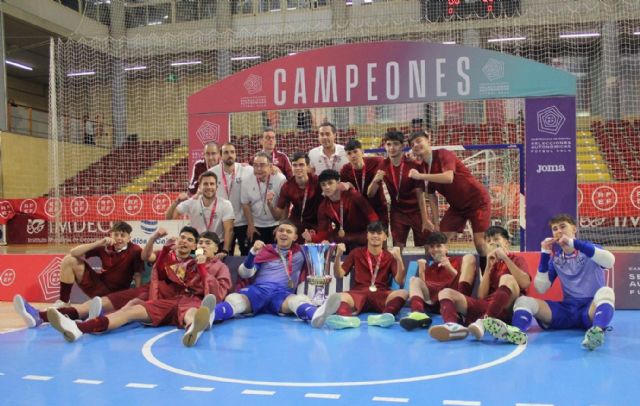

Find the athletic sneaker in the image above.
[
  {"left": 311, "top": 293, "right": 342, "bottom": 328},
  {"left": 87, "top": 296, "right": 103, "bottom": 320},
  {"left": 483, "top": 317, "right": 527, "bottom": 345},
  {"left": 468, "top": 319, "right": 485, "bottom": 340},
  {"left": 429, "top": 322, "right": 469, "bottom": 342},
  {"left": 47, "top": 308, "right": 83, "bottom": 342},
  {"left": 367, "top": 313, "right": 396, "bottom": 328},
  {"left": 399, "top": 312, "right": 432, "bottom": 331},
  {"left": 51, "top": 299, "right": 68, "bottom": 309},
  {"left": 182, "top": 306, "right": 210, "bottom": 347},
  {"left": 201, "top": 294, "right": 216, "bottom": 329},
  {"left": 13, "top": 294, "right": 43, "bottom": 328},
  {"left": 582, "top": 326, "right": 605, "bottom": 351},
  {"left": 325, "top": 315, "right": 361, "bottom": 330}
]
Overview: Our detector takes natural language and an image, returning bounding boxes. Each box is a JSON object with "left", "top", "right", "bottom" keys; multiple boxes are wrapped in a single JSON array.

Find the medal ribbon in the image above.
[
  {"left": 199, "top": 197, "right": 217, "bottom": 232},
  {"left": 221, "top": 164, "right": 235, "bottom": 198},
  {"left": 326, "top": 196, "right": 344, "bottom": 230},
  {"left": 299, "top": 180, "right": 311, "bottom": 223},
  {"left": 366, "top": 250, "right": 382, "bottom": 288},
  {"left": 351, "top": 160, "right": 366, "bottom": 193},
  {"left": 275, "top": 246, "right": 294, "bottom": 284},
  {"left": 256, "top": 173, "right": 271, "bottom": 214},
  {"left": 388, "top": 160, "right": 404, "bottom": 201}
]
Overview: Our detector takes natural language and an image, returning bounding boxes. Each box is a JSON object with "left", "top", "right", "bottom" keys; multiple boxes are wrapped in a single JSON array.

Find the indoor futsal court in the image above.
[{"left": 2, "top": 1, "right": 640, "bottom": 405}]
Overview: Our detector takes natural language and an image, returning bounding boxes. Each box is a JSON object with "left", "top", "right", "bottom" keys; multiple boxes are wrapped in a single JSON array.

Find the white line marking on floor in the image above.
[
  {"left": 125, "top": 383, "right": 157, "bottom": 389},
  {"left": 73, "top": 379, "right": 103, "bottom": 385},
  {"left": 142, "top": 328, "right": 526, "bottom": 387},
  {"left": 305, "top": 393, "right": 341, "bottom": 399},
  {"left": 515, "top": 404, "right": 554, "bottom": 406},
  {"left": 0, "top": 327, "right": 26, "bottom": 334},
  {"left": 372, "top": 396, "right": 410, "bottom": 403},
  {"left": 242, "top": 389, "right": 276, "bottom": 396},
  {"left": 181, "top": 386, "right": 215, "bottom": 392},
  {"left": 443, "top": 401, "right": 481, "bottom": 406},
  {"left": 22, "top": 375, "right": 53, "bottom": 381}
]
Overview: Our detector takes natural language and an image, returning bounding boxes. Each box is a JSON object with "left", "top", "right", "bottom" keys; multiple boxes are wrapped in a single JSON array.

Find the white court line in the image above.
[
  {"left": 125, "top": 383, "right": 157, "bottom": 389},
  {"left": 142, "top": 328, "right": 526, "bottom": 387},
  {"left": 515, "top": 404, "right": 554, "bottom": 406},
  {"left": 242, "top": 389, "right": 276, "bottom": 396},
  {"left": 372, "top": 396, "right": 409, "bottom": 403},
  {"left": 443, "top": 401, "right": 481, "bottom": 406},
  {"left": 22, "top": 375, "right": 53, "bottom": 381},
  {"left": 181, "top": 386, "right": 215, "bottom": 392},
  {"left": 73, "top": 379, "right": 103, "bottom": 385},
  {"left": 0, "top": 327, "right": 26, "bottom": 334},
  {"left": 305, "top": 393, "right": 341, "bottom": 399}
]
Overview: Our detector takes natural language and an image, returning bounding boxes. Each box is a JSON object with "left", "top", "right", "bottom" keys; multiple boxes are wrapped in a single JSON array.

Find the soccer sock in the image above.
[
  {"left": 486, "top": 285, "right": 513, "bottom": 318},
  {"left": 383, "top": 297, "right": 406, "bottom": 316},
  {"left": 77, "top": 315, "right": 109, "bottom": 334},
  {"left": 409, "top": 296, "right": 426, "bottom": 313},
  {"left": 336, "top": 302, "right": 353, "bottom": 316},
  {"left": 439, "top": 299, "right": 458, "bottom": 324},
  {"left": 295, "top": 303, "right": 316, "bottom": 321},
  {"left": 214, "top": 302, "right": 235, "bottom": 322},
  {"left": 478, "top": 256, "right": 487, "bottom": 274},
  {"left": 39, "top": 310, "right": 49, "bottom": 322},
  {"left": 59, "top": 283, "right": 73, "bottom": 303},
  {"left": 593, "top": 302, "right": 614, "bottom": 329},
  {"left": 512, "top": 308, "right": 533, "bottom": 331},
  {"left": 458, "top": 281, "right": 473, "bottom": 297},
  {"left": 56, "top": 307, "right": 80, "bottom": 320}
]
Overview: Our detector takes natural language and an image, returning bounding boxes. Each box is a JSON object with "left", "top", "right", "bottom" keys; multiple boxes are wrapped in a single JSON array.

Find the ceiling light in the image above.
[
  {"left": 170, "top": 61, "right": 202, "bottom": 66},
  {"left": 67, "top": 71, "right": 95, "bottom": 77},
  {"left": 6, "top": 60, "right": 33, "bottom": 71},
  {"left": 487, "top": 36, "right": 526, "bottom": 43}
]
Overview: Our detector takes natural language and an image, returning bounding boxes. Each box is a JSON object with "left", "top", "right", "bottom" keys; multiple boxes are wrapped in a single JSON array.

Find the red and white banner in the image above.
[
  {"left": 0, "top": 254, "right": 64, "bottom": 302},
  {"left": 578, "top": 182, "right": 640, "bottom": 218}
]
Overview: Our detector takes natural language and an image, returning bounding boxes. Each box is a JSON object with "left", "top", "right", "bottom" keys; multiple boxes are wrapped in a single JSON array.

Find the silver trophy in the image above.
[{"left": 302, "top": 243, "right": 336, "bottom": 306}]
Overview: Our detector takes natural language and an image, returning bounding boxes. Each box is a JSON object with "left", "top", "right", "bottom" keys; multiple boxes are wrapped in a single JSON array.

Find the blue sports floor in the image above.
[{"left": 1, "top": 310, "right": 638, "bottom": 406}]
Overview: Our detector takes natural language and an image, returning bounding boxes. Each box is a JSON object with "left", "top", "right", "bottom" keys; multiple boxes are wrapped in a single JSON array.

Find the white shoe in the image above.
[
  {"left": 468, "top": 319, "right": 485, "bottom": 340},
  {"left": 13, "top": 294, "right": 43, "bottom": 328},
  {"left": 182, "top": 306, "right": 210, "bottom": 347},
  {"left": 51, "top": 299, "right": 68, "bottom": 309},
  {"left": 201, "top": 294, "right": 216, "bottom": 329},
  {"left": 429, "top": 322, "right": 469, "bottom": 342},
  {"left": 47, "top": 308, "right": 83, "bottom": 343},
  {"left": 311, "top": 293, "right": 342, "bottom": 328},
  {"left": 87, "top": 297, "right": 103, "bottom": 320}
]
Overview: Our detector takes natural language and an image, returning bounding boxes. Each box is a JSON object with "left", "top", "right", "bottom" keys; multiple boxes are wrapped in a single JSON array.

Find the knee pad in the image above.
[
  {"left": 513, "top": 296, "right": 539, "bottom": 315},
  {"left": 225, "top": 293, "right": 248, "bottom": 315},
  {"left": 594, "top": 286, "right": 615, "bottom": 307},
  {"left": 287, "top": 294, "right": 311, "bottom": 314}
]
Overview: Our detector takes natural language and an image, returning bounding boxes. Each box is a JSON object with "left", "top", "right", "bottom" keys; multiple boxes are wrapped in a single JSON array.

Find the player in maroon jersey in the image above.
[
  {"left": 188, "top": 141, "right": 220, "bottom": 195},
  {"left": 399, "top": 232, "right": 477, "bottom": 331},
  {"left": 252, "top": 127, "right": 293, "bottom": 178}
]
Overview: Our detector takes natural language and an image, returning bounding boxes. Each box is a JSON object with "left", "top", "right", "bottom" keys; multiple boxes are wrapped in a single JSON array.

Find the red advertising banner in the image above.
[
  {"left": 0, "top": 254, "right": 64, "bottom": 302},
  {"left": 578, "top": 182, "right": 640, "bottom": 218}
]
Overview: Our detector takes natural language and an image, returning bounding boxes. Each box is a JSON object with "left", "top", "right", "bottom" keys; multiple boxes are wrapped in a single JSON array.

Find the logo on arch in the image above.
[
  {"left": 196, "top": 121, "right": 220, "bottom": 145},
  {"left": 244, "top": 74, "right": 263, "bottom": 95},
  {"left": 482, "top": 58, "right": 505, "bottom": 82},
  {"left": 536, "top": 106, "right": 566, "bottom": 135}
]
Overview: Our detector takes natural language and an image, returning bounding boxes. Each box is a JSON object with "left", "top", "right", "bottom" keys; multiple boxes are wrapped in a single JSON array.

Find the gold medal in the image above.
[
  {"left": 369, "top": 285, "right": 377, "bottom": 292},
  {"left": 338, "top": 229, "right": 345, "bottom": 238},
  {"left": 288, "top": 279, "right": 294, "bottom": 289}
]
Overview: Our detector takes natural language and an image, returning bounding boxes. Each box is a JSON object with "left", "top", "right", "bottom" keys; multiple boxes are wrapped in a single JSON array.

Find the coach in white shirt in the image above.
[
  {"left": 241, "top": 152, "right": 286, "bottom": 245},
  {"left": 166, "top": 170, "right": 235, "bottom": 258},
  {"left": 308, "top": 121, "right": 348, "bottom": 174},
  {"left": 211, "top": 142, "right": 254, "bottom": 255}
]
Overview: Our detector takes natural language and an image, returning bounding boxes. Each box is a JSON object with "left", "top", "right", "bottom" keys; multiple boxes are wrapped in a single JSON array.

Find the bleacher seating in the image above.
[{"left": 591, "top": 119, "right": 640, "bottom": 181}]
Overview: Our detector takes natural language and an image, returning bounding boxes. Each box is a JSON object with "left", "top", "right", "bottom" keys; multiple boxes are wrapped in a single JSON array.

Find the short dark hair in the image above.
[
  {"left": 318, "top": 121, "right": 337, "bottom": 134},
  {"left": 425, "top": 231, "right": 448, "bottom": 246},
  {"left": 344, "top": 138, "right": 363, "bottom": 152},
  {"left": 318, "top": 169, "right": 340, "bottom": 183},
  {"left": 383, "top": 131, "right": 405, "bottom": 144},
  {"left": 485, "top": 226, "right": 510, "bottom": 240},
  {"left": 110, "top": 221, "right": 132, "bottom": 234},
  {"left": 199, "top": 231, "right": 220, "bottom": 246},
  {"left": 254, "top": 151, "right": 272, "bottom": 163},
  {"left": 366, "top": 221, "right": 387, "bottom": 233},
  {"left": 408, "top": 131, "right": 429, "bottom": 146},
  {"left": 180, "top": 226, "right": 199, "bottom": 241},
  {"left": 278, "top": 219, "right": 299, "bottom": 232},
  {"left": 549, "top": 213, "right": 576, "bottom": 226},
  {"left": 291, "top": 151, "right": 310, "bottom": 165},
  {"left": 199, "top": 170, "right": 218, "bottom": 183}
]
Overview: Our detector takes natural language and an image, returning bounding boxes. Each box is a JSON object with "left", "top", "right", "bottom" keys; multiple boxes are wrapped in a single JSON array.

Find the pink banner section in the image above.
[
  {"left": 578, "top": 182, "right": 640, "bottom": 218},
  {"left": 188, "top": 113, "right": 230, "bottom": 177}
]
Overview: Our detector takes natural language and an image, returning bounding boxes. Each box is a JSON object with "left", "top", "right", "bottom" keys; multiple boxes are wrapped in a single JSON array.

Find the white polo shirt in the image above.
[
  {"left": 309, "top": 144, "right": 348, "bottom": 174},
  {"left": 176, "top": 196, "right": 235, "bottom": 241},
  {"left": 211, "top": 163, "right": 253, "bottom": 227},
  {"left": 240, "top": 171, "right": 286, "bottom": 228}
]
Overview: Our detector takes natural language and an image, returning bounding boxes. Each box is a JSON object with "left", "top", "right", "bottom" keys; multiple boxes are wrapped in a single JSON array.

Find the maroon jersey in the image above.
[
  {"left": 340, "top": 156, "right": 387, "bottom": 222},
  {"left": 378, "top": 157, "right": 424, "bottom": 214},
  {"left": 252, "top": 150, "right": 293, "bottom": 179},
  {"left": 84, "top": 243, "right": 144, "bottom": 292},
  {"left": 424, "top": 149, "right": 490, "bottom": 211},
  {"left": 313, "top": 189, "right": 378, "bottom": 243},
  {"left": 276, "top": 174, "right": 322, "bottom": 230},
  {"left": 188, "top": 159, "right": 211, "bottom": 195},
  {"left": 487, "top": 252, "right": 529, "bottom": 295},
  {"left": 422, "top": 256, "right": 462, "bottom": 295},
  {"left": 341, "top": 247, "right": 398, "bottom": 291}
]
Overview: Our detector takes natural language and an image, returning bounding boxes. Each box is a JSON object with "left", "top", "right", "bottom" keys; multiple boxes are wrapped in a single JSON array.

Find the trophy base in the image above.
[{"left": 307, "top": 277, "right": 332, "bottom": 306}]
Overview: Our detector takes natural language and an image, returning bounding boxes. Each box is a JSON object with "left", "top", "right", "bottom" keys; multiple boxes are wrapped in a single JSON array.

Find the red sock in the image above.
[
  {"left": 59, "top": 283, "right": 73, "bottom": 303},
  {"left": 383, "top": 297, "right": 406, "bottom": 315},
  {"left": 486, "top": 285, "right": 513, "bottom": 318},
  {"left": 409, "top": 296, "right": 425, "bottom": 313},
  {"left": 458, "top": 281, "right": 472, "bottom": 296},
  {"left": 439, "top": 299, "right": 458, "bottom": 323},
  {"left": 336, "top": 302, "right": 353, "bottom": 316},
  {"left": 77, "top": 316, "right": 109, "bottom": 334},
  {"left": 57, "top": 307, "right": 80, "bottom": 320},
  {"left": 39, "top": 310, "right": 48, "bottom": 322}
]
